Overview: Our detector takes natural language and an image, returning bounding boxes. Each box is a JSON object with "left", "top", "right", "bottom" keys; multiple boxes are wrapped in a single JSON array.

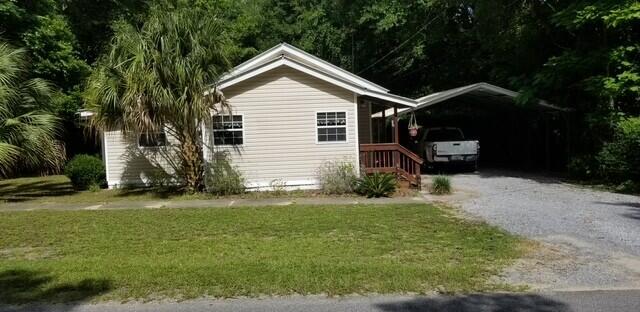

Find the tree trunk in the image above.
[{"left": 180, "top": 133, "right": 204, "bottom": 193}]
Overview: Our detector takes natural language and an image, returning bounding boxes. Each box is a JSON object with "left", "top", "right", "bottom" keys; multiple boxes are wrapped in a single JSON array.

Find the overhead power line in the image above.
[{"left": 357, "top": 15, "right": 440, "bottom": 75}]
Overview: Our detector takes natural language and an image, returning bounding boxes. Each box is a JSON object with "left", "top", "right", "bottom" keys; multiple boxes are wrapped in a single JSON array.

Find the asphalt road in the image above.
[{"left": 2, "top": 291, "right": 640, "bottom": 312}]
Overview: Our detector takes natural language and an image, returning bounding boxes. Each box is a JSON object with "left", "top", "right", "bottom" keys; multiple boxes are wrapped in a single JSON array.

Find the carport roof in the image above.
[{"left": 372, "top": 82, "right": 568, "bottom": 117}]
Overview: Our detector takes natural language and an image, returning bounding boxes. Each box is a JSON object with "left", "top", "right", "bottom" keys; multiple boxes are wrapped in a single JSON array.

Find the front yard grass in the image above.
[
  {"left": 0, "top": 204, "right": 522, "bottom": 303},
  {"left": 0, "top": 175, "right": 368, "bottom": 205}
]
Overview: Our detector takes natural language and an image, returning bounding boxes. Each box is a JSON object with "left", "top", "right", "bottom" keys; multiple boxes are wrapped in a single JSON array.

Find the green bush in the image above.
[
  {"left": 430, "top": 175, "right": 452, "bottom": 195},
  {"left": 317, "top": 160, "right": 357, "bottom": 194},
  {"left": 567, "top": 155, "right": 598, "bottom": 180},
  {"left": 205, "top": 152, "right": 245, "bottom": 195},
  {"left": 64, "top": 154, "right": 106, "bottom": 190},
  {"left": 355, "top": 172, "right": 397, "bottom": 198},
  {"left": 597, "top": 117, "right": 640, "bottom": 186}
]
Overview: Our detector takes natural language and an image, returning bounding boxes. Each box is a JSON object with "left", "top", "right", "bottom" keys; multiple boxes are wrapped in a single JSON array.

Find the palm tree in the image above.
[
  {"left": 85, "top": 5, "right": 233, "bottom": 192},
  {"left": 0, "top": 42, "right": 64, "bottom": 177}
]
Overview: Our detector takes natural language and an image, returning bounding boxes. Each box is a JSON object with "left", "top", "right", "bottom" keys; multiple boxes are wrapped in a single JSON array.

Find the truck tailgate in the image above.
[{"left": 435, "top": 141, "right": 478, "bottom": 156}]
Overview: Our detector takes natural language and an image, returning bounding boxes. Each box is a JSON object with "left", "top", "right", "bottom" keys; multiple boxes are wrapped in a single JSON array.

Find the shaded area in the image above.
[
  {"left": 0, "top": 177, "right": 76, "bottom": 202},
  {"left": 623, "top": 206, "right": 640, "bottom": 221},
  {"left": 0, "top": 269, "right": 110, "bottom": 306},
  {"left": 376, "top": 294, "right": 569, "bottom": 312},
  {"left": 594, "top": 201, "right": 640, "bottom": 221},
  {"left": 423, "top": 169, "right": 564, "bottom": 186},
  {"left": 390, "top": 97, "right": 569, "bottom": 173},
  {"left": 0, "top": 175, "right": 185, "bottom": 205}
]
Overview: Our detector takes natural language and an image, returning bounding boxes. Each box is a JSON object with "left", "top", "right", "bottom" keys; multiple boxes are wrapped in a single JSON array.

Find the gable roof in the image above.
[{"left": 214, "top": 43, "right": 416, "bottom": 107}]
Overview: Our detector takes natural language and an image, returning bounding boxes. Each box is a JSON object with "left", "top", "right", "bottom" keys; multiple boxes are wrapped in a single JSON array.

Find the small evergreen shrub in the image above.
[
  {"left": 205, "top": 153, "right": 245, "bottom": 195},
  {"left": 64, "top": 154, "right": 106, "bottom": 190},
  {"left": 317, "top": 160, "right": 358, "bottom": 194},
  {"left": 355, "top": 172, "right": 397, "bottom": 198},
  {"left": 430, "top": 175, "right": 452, "bottom": 195}
]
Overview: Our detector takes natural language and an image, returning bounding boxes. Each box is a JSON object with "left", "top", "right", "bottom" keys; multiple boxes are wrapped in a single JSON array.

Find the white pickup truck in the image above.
[{"left": 421, "top": 127, "right": 479, "bottom": 170}]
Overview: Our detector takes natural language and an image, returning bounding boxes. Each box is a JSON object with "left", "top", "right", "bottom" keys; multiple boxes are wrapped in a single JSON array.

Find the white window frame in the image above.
[
  {"left": 212, "top": 114, "right": 245, "bottom": 146},
  {"left": 316, "top": 111, "right": 348, "bottom": 144},
  {"left": 137, "top": 130, "right": 168, "bottom": 149}
]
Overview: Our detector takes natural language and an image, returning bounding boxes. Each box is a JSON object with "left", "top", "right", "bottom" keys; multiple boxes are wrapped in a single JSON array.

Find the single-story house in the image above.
[{"left": 95, "top": 43, "right": 424, "bottom": 190}]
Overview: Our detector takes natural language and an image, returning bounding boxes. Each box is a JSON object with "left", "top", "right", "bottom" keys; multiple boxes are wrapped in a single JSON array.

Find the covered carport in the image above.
[{"left": 372, "top": 83, "right": 571, "bottom": 172}]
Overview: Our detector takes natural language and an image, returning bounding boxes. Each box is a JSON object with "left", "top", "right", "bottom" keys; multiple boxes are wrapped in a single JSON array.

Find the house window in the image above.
[
  {"left": 138, "top": 131, "right": 167, "bottom": 147},
  {"left": 213, "top": 115, "right": 243, "bottom": 145},
  {"left": 317, "top": 112, "right": 347, "bottom": 142}
]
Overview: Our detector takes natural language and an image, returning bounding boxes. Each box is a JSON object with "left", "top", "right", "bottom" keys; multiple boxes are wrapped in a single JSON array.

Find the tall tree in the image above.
[
  {"left": 85, "top": 4, "right": 235, "bottom": 192},
  {"left": 0, "top": 42, "right": 64, "bottom": 176}
]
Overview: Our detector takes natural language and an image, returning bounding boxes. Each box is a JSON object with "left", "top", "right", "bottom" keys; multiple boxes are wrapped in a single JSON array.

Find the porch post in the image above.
[
  {"left": 381, "top": 107, "right": 386, "bottom": 143},
  {"left": 393, "top": 105, "right": 400, "bottom": 175},
  {"left": 393, "top": 105, "right": 399, "bottom": 143}
]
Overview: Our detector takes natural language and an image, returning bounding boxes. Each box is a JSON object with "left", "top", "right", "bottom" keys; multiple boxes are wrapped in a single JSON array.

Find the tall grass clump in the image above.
[
  {"left": 205, "top": 152, "right": 245, "bottom": 195},
  {"left": 317, "top": 160, "right": 358, "bottom": 194},
  {"left": 430, "top": 175, "right": 452, "bottom": 195}
]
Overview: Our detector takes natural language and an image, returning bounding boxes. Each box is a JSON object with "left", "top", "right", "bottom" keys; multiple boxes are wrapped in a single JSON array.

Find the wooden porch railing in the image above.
[{"left": 359, "top": 143, "right": 424, "bottom": 187}]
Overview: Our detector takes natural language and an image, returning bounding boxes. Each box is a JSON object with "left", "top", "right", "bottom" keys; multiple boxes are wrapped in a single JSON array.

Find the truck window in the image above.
[{"left": 426, "top": 129, "right": 464, "bottom": 141}]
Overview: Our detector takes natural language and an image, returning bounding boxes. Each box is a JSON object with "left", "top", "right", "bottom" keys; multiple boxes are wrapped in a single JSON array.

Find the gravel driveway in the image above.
[{"left": 423, "top": 170, "right": 640, "bottom": 291}]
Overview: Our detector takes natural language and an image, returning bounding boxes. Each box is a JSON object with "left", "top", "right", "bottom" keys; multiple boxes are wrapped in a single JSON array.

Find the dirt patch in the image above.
[
  {"left": 0, "top": 247, "right": 58, "bottom": 260},
  {"left": 498, "top": 236, "right": 640, "bottom": 291}
]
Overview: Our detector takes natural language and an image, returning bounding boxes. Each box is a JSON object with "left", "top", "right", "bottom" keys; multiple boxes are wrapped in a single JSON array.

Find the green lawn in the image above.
[
  {"left": 0, "top": 175, "right": 154, "bottom": 204},
  {"left": 0, "top": 175, "right": 365, "bottom": 205},
  {"left": 0, "top": 204, "right": 522, "bottom": 303}
]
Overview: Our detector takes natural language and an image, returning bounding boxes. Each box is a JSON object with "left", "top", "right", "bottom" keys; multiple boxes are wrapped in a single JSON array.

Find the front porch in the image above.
[{"left": 357, "top": 98, "right": 423, "bottom": 187}]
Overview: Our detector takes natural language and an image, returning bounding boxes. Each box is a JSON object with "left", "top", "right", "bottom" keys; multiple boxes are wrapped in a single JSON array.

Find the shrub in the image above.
[
  {"left": 317, "top": 160, "right": 358, "bottom": 194},
  {"left": 430, "top": 175, "right": 452, "bottom": 195},
  {"left": 205, "top": 153, "right": 245, "bottom": 195},
  {"left": 597, "top": 117, "right": 640, "bottom": 186},
  {"left": 147, "top": 169, "right": 178, "bottom": 193},
  {"left": 355, "top": 172, "right": 397, "bottom": 198},
  {"left": 567, "top": 155, "right": 598, "bottom": 180},
  {"left": 269, "top": 178, "right": 287, "bottom": 195},
  {"left": 64, "top": 154, "right": 106, "bottom": 190}
]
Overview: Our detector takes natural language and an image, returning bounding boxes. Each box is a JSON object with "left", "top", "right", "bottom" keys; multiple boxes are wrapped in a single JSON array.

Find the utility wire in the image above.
[{"left": 357, "top": 15, "right": 440, "bottom": 75}]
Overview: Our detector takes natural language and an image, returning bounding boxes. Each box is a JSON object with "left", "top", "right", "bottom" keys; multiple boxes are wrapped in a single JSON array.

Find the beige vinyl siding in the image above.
[
  {"left": 357, "top": 101, "right": 372, "bottom": 144},
  {"left": 104, "top": 128, "right": 178, "bottom": 188},
  {"left": 210, "top": 66, "right": 358, "bottom": 188}
]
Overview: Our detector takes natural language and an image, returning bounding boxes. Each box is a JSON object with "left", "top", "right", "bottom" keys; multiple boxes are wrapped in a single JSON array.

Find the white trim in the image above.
[
  {"left": 315, "top": 111, "right": 348, "bottom": 144},
  {"left": 218, "top": 57, "right": 417, "bottom": 108},
  {"left": 353, "top": 93, "right": 361, "bottom": 177},
  {"left": 201, "top": 120, "right": 208, "bottom": 162},
  {"left": 218, "top": 57, "right": 286, "bottom": 90},
  {"left": 245, "top": 179, "right": 319, "bottom": 191},
  {"left": 211, "top": 113, "right": 245, "bottom": 147},
  {"left": 416, "top": 82, "right": 566, "bottom": 111},
  {"left": 102, "top": 129, "right": 111, "bottom": 188},
  {"left": 220, "top": 43, "right": 390, "bottom": 93}
]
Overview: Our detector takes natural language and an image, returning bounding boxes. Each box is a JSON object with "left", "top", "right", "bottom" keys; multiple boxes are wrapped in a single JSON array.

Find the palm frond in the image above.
[{"left": 0, "top": 41, "right": 61, "bottom": 177}]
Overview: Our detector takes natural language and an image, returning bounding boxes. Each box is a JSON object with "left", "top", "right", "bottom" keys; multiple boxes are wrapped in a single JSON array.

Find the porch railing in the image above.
[{"left": 359, "top": 143, "right": 424, "bottom": 187}]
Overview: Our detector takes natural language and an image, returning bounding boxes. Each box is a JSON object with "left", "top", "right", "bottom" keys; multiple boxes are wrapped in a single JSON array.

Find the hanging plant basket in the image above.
[{"left": 408, "top": 112, "right": 420, "bottom": 137}]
